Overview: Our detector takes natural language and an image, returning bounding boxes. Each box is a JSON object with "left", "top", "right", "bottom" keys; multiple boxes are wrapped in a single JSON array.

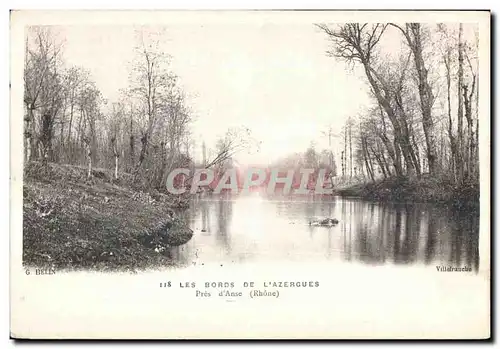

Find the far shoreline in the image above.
[{"left": 334, "top": 176, "right": 479, "bottom": 211}]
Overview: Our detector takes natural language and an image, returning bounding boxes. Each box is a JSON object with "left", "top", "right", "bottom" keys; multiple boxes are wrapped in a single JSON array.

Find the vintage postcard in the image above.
[{"left": 10, "top": 10, "right": 491, "bottom": 339}]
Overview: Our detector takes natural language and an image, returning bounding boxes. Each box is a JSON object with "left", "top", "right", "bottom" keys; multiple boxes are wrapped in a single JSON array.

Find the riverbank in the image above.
[
  {"left": 22, "top": 162, "right": 193, "bottom": 272},
  {"left": 336, "top": 176, "right": 479, "bottom": 210}
]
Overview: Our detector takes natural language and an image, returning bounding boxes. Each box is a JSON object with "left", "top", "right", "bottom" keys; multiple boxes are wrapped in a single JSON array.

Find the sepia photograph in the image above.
[{"left": 10, "top": 10, "right": 491, "bottom": 339}]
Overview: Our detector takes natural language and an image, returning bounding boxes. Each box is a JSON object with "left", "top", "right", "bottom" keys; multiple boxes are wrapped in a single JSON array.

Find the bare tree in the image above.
[
  {"left": 24, "top": 27, "right": 65, "bottom": 162},
  {"left": 443, "top": 44, "right": 458, "bottom": 180},
  {"left": 316, "top": 23, "right": 417, "bottom": 177},
  {"left": 62, "top": 67, "right": 88, "bottom": 161},
  {"left": 157, "top": 89, "right": 192, "bottom": 188},
  {"left": 463, "top": 60, "right": 477, "bottom": 180},
  {"left": 390, "top": 23, "right": 439, "bottom": 174},
  {"left": 83, "top": 136, "right": 92, "bottom": 178},
  {"left": 457, "top": 23, "right": 465, "bottom": 181},
  {"left": 109, "top": 103, "right": 126, "bottom": 180},
  {"left": 128, "top": 31, "right": 177, "bottom": 179},
  {"left": 202, "top": 127, "right": 259, "bottom": 174}
]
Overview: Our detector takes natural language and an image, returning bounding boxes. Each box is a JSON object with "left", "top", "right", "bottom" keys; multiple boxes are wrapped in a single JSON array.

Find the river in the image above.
[{"left": 173, "top": 191, "right": 480, "bottom": 272}]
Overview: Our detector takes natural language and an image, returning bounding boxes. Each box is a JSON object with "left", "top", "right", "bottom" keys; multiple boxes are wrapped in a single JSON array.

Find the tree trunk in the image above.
[
  {"left": 67, "top": 94, "right": 74, "bottom": 150},
  {"left": 77, "top": 108, "right": 84, "bottom": 152},
  {"left": 377, "top": 132, "right": 398, "bottom": 177},
  {"left": 67, "top": 97, "right": 74, "bottom": 139},
  {"left": 341, "top": 151, "right": 345, "bottom": 177},
  {"left": 59, "top": 103, "right": 66, "bottom": 160},
  {"left": 129, "top": 106, "right": 135, "bottom": 172},
  {"left": 376, "top": 139, "right": 392, "bottom": 177},
  {"left": 112, "top": 137, "right": 119, "bottom": 180},
  {"left": 364, "top": 65, "right": 409, "bottom": 176},
  {"left": 409, "top": 24, "right": 438, "bottom": 174},
  {"left": 370, "top": 143, "right": 387, "bottom": 179},
  {"left": 27, "top": 107, "right": 38, "bottom": 161},
  {"left": 363, "top": 138, "right": 375, "bottom": 182},
  {"left": 85, "top": 139, "right": 92, "bottom": 179},
  {"left": 393, "top": 91, "right": 419, "bottom": 176},
  {"left": 394, "top": 140, "right": 403, "bottom": 175},
  {"left": 463, "top": 81, "right": 476, "bottom": 180},
  {"left": 444, "top": 48, "right": 458, "bottom": 182},
  {"left": 396, "top": 132, "right": 416, "bottom": 176},
  {"left": 24, "top": 107, "right": 34, "bottom": 162},
  {"left": 134, "top": 132, "right": 149, "bottom": 179},
  {"left": 344, "top": 125, "right": 347, "bottom": 177},
  {"left": 457, "top": 23, "right": 465, "bottom": 182},
  {"left": 349, "top": 124, "right": 353, "bottom": 178},
  {"left": 475, "top": 63, "right": 479, "bottom": 178},
  {"left": 40, "top": 111, "right": 55, "bottom": 163}
]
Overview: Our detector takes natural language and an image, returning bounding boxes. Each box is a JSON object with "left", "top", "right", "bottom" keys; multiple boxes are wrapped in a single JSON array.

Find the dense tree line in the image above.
[
  {"left": 23, "top": 27, "right": 201, "bottom": 189},
  {"left": 23, "top": 27, "right": 259, "bottom": 191},
  {"left": 318, "top": 23, "right": 479, "bottom": 185},
  {"left": 269, "top": 144, "right": 337, "bottom": 189}
]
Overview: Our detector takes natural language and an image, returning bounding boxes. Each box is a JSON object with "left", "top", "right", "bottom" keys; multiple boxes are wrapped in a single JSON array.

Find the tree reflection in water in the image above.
[
  {"left": 340, "top": 200, "right": 479, "bottom": 271},
  {"left": 216, "top": 195, "right": 232, "bottom": 253},
  {"left": 172, "top": 195, "right": 479, "bottom": 272}
]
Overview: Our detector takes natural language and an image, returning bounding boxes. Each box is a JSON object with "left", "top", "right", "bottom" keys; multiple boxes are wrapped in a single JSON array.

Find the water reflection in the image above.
[{"left": 173, "top": 193, "right": 479, "bottom": 272}]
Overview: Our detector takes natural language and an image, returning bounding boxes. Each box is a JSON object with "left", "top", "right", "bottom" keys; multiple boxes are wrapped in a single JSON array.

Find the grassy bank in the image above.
[
  {"left": 336, "top": 176, "right": 479, "bottom": 210},
  {"left": 22, "top": 162, "right": 193, "bottom": 272}
]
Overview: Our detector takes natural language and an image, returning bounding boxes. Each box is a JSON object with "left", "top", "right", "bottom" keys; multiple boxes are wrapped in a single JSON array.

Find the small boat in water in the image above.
[{"left": 309, "top": 218, "right": 339, "bottom": 227}]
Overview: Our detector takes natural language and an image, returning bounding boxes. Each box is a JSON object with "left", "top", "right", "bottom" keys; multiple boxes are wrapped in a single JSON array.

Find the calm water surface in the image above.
[{"left": 173, "top": 192, "right": 480, "bottom": 271}]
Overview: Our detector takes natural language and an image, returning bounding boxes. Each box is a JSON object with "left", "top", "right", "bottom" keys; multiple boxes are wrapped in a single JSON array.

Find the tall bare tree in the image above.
[
  {"left": 24, "top": 27, "right": 65, "bottom": 162},
  {"left": 391, "top": 23, "right": 439, "bottom": 174},
  {"left": 317, "top": 23, "right": 418, "bottom": 176},
  {"left": 128, "top": 32, "right": 177, "bottom": 179}
]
